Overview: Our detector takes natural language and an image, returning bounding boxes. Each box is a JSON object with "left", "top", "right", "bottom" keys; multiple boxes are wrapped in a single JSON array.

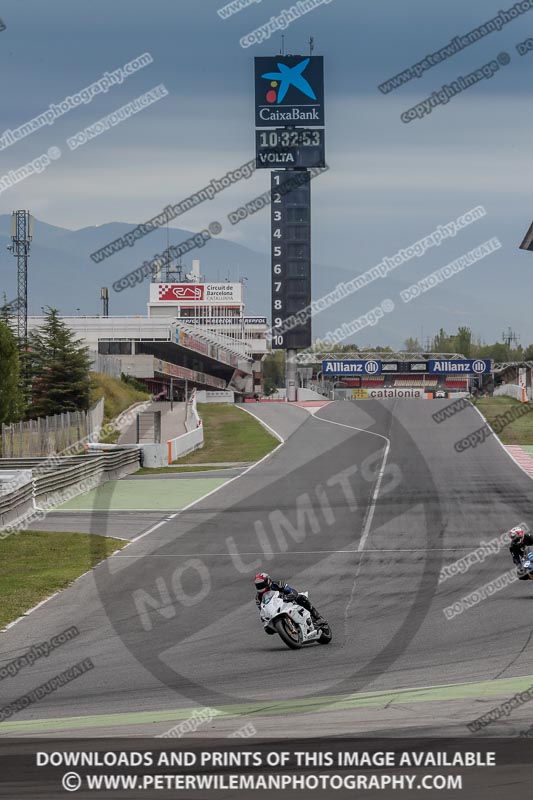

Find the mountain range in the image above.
[{"left": 0, "top": 215, "right": 527, "bottom": 350}]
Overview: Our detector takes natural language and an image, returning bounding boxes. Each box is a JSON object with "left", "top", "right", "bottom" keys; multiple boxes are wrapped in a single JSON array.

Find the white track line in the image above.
[
  {"left": 311, "top": 407, "right": 391, "bottom": 626},
  {"left": 2, "top": 412, "right": 288, "bottom": 632},
  {"left": 470, "top": 403, "right": 533, "bottom": 482},
  {"left": 45, "top": 511, "right": 158, "bottom": 516},
  {"left": 110, "top": 547, "right": 473, "bottom": 558},
  {"left": 312, "top": 410, "right": 391, "bottom": 551},
  {"left": 2, "top": 558, "right": 114, "bottom": 633},
  {"left": 126, "top": 423, "right": 285, "bottom": 546},
  {"left": 236, "top": 405, "right": 285, "bottom": 443}
]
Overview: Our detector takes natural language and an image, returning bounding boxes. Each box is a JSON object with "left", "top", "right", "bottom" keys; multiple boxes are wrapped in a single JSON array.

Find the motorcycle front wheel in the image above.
[
  {"left": 274, "top": 617, "right": 303, "bottom": 649},
  {"left": 317, "top": 623, "right": 332, "bottom": 644}
]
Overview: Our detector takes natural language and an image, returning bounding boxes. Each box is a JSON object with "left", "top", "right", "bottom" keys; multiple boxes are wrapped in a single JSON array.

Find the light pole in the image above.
[{"left": 101, "top": 287, "right": 109, "bottom": 317}]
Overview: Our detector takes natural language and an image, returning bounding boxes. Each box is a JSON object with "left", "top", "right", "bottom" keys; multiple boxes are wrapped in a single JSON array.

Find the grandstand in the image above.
[{"left": 26, "top": 264, "right": 269, "bottom": 399}]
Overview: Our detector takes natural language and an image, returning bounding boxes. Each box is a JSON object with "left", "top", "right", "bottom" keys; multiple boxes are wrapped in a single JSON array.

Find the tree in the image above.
[
  {"left": 403, "top": 337, "right": 421, "bottom": 352},
  {"left": 359, "top": 344, "right": 393, "bottom": 354},
  {"left": 309, "top": 342, "right": 359, "bottom": 358},
  {"left": 523, "top": 344, "right": 533, "bottom": 361},
  {"left": 1, "top": 294, "right": 33, "bottom": 406},
  {"left": 262, "top": 349, "right": 286, "bottom": 396},
  {"left": 454, "top": 326, "right": 472, "bottom": 358},
  {"left": 0, "top": 321, "right": 24, "bottom": 424},
  {"left": 27, "top": 308, "right": 92, "bottom": 417},
  {"left": 432, "top": 328, "right": 454, "bottom": 352},
  {"left": 477, "top": 342, "right": 508, "bottom": 362},
  {"left": 0, "top": 293, "right": 13, "bottom": 326},
  {"left": 121, "top": 372, "right": 149, "bottom": 393}
]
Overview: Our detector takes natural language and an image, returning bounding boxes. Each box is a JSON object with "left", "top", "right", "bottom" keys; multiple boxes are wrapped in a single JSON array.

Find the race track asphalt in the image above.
[{"left": 1, "top": 399, "right": 533, "bottom": 738}]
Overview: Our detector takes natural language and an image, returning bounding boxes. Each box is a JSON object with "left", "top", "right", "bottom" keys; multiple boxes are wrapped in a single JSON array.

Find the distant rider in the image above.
[
  {"left": 254, "top": 572, "right": 326, "bottom": 626},
  {"left": 509, "top": 527, "right": 533, "bottom": 579}
]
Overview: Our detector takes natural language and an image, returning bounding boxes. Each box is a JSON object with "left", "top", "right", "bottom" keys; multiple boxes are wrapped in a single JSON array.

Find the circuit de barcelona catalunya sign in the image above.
[
  {"left": 322, "top": 360, "right": 382, "bottom": 375},
  {"left": 150, "top": 283, "right": 243, "bottom": 304},
  {"left": 428, "top": 359, "right": 491, "bottom": 374}
]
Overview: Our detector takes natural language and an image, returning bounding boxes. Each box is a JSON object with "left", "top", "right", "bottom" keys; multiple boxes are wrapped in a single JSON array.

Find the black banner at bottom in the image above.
[{"left": 0, "top": 737, "right": 529, "bottom": 799}]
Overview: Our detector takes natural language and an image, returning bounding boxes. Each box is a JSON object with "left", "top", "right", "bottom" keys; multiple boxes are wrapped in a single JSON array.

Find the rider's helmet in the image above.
[
  {"left": 509, "top": 526, "right": 526, "bottom": 546},
  {"left": 254, "top": 572, "right": 272, "bottom": 595}
]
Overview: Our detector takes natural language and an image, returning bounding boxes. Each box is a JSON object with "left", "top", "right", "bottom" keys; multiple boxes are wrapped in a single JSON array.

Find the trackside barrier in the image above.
[
  {"left": 0, "top": 449, "right": 141, "bottom": 531},
  {"left": 185, "top": 388, "right": 202, "bottom": 432},
  {"left": 167, "top": 392, "right": 203, "bottom": 465},
  {"left": 494, "top": 384, "right": 532, "bottom": 402},
  {"left": 0, "top": 471, "right": 34, "bottom": 529},
  {"left": 195, "top": 390, "right": 235, "bottom": 403},
  {"left": 0, "top": 470, "right": 32, "bottom": 492},
  {"left": 141, "top": 391, "right": 203, "bottom": 467},
  {"left": 167, "top": 426, "right": 204, "bottom": 464}
]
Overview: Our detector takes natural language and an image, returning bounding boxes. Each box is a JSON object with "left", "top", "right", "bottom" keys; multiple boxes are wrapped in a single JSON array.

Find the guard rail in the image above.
[{"left": 0, "top": 449, "right": 141, "bottom": 531}]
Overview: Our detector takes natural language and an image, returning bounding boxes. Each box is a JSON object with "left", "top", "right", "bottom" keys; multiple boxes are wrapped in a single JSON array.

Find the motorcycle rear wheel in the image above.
[{"left": 274, "top": 617, "right": 303, "bottom": 649}]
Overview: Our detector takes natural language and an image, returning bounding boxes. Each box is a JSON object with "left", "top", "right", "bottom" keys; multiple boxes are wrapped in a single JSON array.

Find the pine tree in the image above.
[
  {"left": 0, "top": 320, "right": 24, "bottom": 424},
  {"left": 0, "top": 293, "right": 15, "bottom": 327},
  {"left": 1, "top": 294, "right": 32, "bottom": 403},
  {"left": 27, "top": 308, "right": 92, "bottom": 417}
]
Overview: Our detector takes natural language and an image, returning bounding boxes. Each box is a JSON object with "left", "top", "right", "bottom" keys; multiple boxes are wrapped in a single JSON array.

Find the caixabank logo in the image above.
[{"left": 255, "top": 55, "right": 324, "bottom": 127}]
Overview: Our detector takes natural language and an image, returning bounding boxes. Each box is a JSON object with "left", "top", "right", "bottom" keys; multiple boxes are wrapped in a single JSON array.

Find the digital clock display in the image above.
[
  {"left": 258, "top": 129, "right": 322, "bottom": 148},
  {"left": 255, "top": 128, "right": 325, "bottom": 169}
]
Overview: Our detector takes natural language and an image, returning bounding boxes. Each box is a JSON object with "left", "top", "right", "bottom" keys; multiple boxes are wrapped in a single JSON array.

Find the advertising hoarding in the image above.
[
  {"left": 255, "top": 56, "right": 325, "bottom": 128},
  {"left": 150, "top": 283, "right": 243, "bottom": 305},
  {"left": 322, "top": 360, "right": 382, "bottom": 375},
  {"left": 428, "top": 359, "right": 491, "bottom": 374}
]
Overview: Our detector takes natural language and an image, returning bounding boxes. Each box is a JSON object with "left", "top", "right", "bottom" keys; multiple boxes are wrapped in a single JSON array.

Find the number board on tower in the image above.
[
  {"left": 271, "top": 170, "right": 312, "bottom": 350},
  {"left": 256, "top": 128, "right": 325, "bottom": 169}
]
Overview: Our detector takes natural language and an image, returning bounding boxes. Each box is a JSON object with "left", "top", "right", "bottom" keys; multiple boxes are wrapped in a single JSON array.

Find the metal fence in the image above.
[{"left": 1, "top": 398, "right": 105, "bottom": 458}]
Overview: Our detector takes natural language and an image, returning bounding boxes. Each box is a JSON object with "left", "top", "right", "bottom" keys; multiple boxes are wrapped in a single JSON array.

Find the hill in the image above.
[{"left": 0, "top": 214, "right": 519, "bottom": 348}]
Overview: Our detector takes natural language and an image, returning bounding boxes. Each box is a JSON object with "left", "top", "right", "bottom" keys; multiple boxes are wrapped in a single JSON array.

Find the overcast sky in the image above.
[{"left": 0, "top": 0, "right": 532, "bottom": 344}]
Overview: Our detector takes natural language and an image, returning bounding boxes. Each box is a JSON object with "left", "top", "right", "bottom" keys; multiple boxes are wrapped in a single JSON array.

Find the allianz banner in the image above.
[
  {"left": 428, "top": 359, "right": 491, "bottom": 375},
  {"left": 322, "top": 360, "right": 382, "bottom": 376}
]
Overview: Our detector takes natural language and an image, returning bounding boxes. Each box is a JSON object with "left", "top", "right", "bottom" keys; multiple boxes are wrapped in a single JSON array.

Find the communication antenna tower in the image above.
[{"left": 7, "top": 210, "right": 33, "bottom": 346}]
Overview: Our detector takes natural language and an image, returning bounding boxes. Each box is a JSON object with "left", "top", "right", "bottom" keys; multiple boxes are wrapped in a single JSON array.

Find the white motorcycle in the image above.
[
  {"left": 258, "top": 590, "right": 332, "bottom": 650},
  {"left": 518, "top": 552, "right": 533, "bottom": 581}
]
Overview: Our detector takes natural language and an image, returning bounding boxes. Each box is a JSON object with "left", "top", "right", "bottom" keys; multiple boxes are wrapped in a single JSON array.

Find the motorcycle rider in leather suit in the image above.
[{"left": 254, "top": 572, "right": 326, "bottom": 626}]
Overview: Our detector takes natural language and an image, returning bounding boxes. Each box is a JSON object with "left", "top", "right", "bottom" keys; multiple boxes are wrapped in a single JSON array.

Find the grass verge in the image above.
[
  {"left": 135, "top": 465, "right": 242, "bottom": 475},
  {"left": 473, "top": 396, "right": 533, "bottom": 445},
  {"left": 173, "top": 404, "right": 279, "bottom": 464},
  {"left": 0, "top": 530, "right": 127, "bottom": 629}
]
